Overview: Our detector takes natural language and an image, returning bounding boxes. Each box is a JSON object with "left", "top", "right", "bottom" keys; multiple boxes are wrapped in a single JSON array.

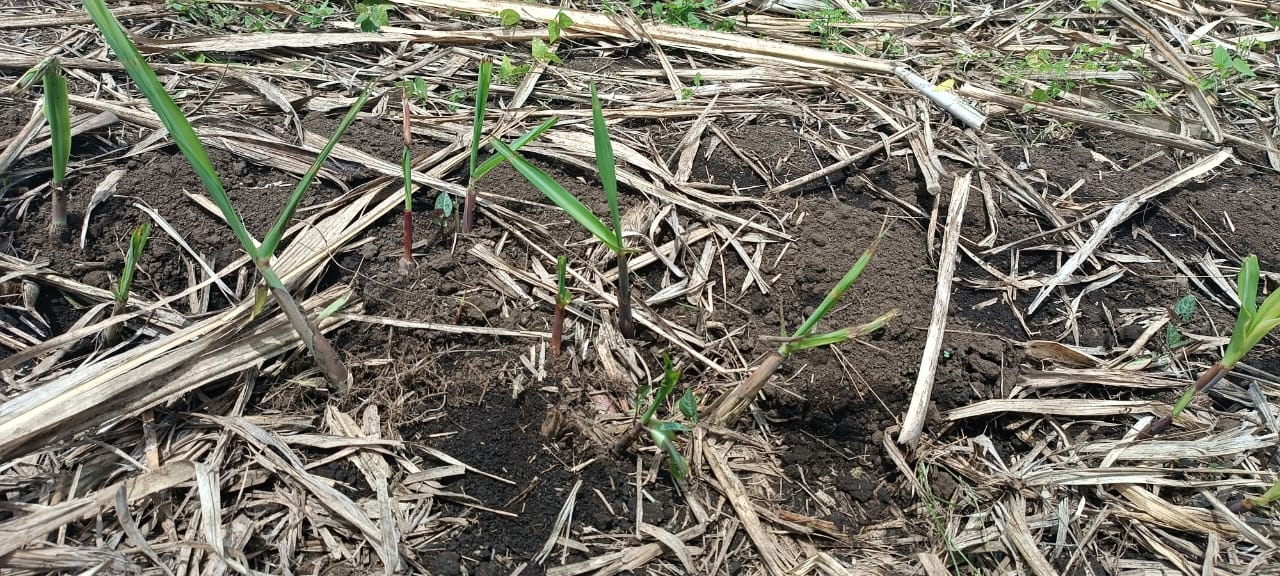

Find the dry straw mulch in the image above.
[{"left": 2, "top": 0, "right": 1279, "bottom": 574}]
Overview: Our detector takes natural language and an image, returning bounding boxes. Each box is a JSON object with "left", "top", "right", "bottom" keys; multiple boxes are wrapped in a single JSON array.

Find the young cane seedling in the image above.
[
  {"left": 490, "top": 84, "right": 636, "bottom": 337},
  {"left": 86, "top": 0, "right": 369, "bottom": 390},
  {"left": 1139, "top": 254, "right": 1280, "bottom": 438},
  {"left": 104, "top": 222, "right": 152, "bottom": 346},
  {"left": 399, "top": 87, "right": 415, "bottom": 273},
  {"left": 43, "top": 57, "right": 71, "bottom": 240},
  {"left": 705, "top": 238, "right": 898, "bottom": 427},
  {"left": 461, "top": 57, "right": 493, "bottom": 233},
  {"left": 550, "top": 255, "right": 571, "bottom": 357}
]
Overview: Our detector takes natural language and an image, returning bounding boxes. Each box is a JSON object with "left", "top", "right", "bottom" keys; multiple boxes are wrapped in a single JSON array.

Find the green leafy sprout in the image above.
[
  {"left": 1141, "top": 255, "right": 1280, "bottom": 437},
  {"left": 85, "top": 0, "right": 366, "bottom": 390},
  {"left": 550, "top": 255, "right": 572, "bottom": 357},
  {"left": 489, "top": 83, "right": 635, "bottom": 337},
  {"left": 635, "top": 355, "right": 697, "bottom": 480},
  {"left": 104, "top": 222, "right": 152, "bottom": 346},
  {"left": 706, "top": 237, "right": 898, "bottom": 426},
  {"left": 355, "top": 1, "right": 391, "bottom": 32},
  {"left": 42, "top": 57, "right": 70, "bottom": 239}
]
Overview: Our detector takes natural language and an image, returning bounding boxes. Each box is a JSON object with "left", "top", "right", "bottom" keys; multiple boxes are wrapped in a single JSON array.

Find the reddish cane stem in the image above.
[
  {"left": 617, "top": 253, "right": 634, "bottom": 338},
  {"left": 550, "top": 302, "right": 566, "bottom": 356},
  {"left": 399, "top": 211, "right": 416, "bottom": 273},
  {"left": 1137, "top": 362, "right": 1228, "bottom": 438},
  {"left": 462, "top": 185, "right": 476, "bottom": 234}
]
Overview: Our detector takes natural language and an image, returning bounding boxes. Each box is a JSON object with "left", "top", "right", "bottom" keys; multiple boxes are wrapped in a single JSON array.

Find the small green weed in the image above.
[
  {"left": 1164, "top": 293, "right": 1196, "bottom": 350},
  {"left": 1199, "top": 44, "right": 1255, "bottom": 92},
  {"left": 633, "top": 356, "right": 698, "bottom": 480},
  {"left": 801, "top": 7, "right": 862, "bottom": 51},
  {"left": 164, "top": 0, "right": 282, "bottom": 31},
  {"left": 300, "top": 1, "right": 336, "bottom": 29},
  {"left": 1081, "top": 0, "right": 1108, "bottom": 12},
  {"left": 626, "top": 0, "right": 733, "bottom": 31},
  {"left": 356, "top": 1, "right": 391, "bottom": 32},
  {"left": 498, "top": 56, "right": 530, "bottom": 84}
]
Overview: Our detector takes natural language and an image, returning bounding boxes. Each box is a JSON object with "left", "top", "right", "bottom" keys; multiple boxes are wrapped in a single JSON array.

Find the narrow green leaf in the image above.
[
  {"left": 556, "top": 254, "right": 571, "bottom": 304},
  {"left": 784, "top": 328, "right": 852, "bottom": 354},
  {"left": 42, "top": 59, "right": 69, "bottom": 186},
  {"left": 401, "top": 146, "right": 413, "bottom": 211},
  {"left": 115, "top": 222, "right": 152, "bottom": 303},
  {"left": 469, "top": 58, "right": 493, "bottom": 178},
  {"left": 10, "top": 56, "right": 54, "bottom": 95},
  {"left": 790, "top": 235, "right": 883, "bottom": 340},
  {"left": 1168, "top": 381, "right": 1200, "bottom": 419},
  {"left": 260, "top": 87, "right": 370, "bottom": 257},
  {"left": 590, "top": 84, "right": 621, "bottom": 249},
  {"left": 1255, "top": 284, "right": 1280, "bottom": 322},
  {"left": 84, "top": 0, "right": 258, "bottom": 258},
  {"left": 548, "top": 21, "right": 561, "bottom": 44},
  {"left": 472, "top": 116, "right": 557, "bottom": 183},
  {"left": 318, "top": 293, "right": 350, "bottom": 319},
  {"left": 489, "top": 140, "right": 620, "bottom": 252},
  {"left": 1238, "top": 255, "right": 1260, "bottom": 316}
]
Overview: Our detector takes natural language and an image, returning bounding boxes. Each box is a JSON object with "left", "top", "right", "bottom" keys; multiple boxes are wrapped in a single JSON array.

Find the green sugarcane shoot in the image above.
[
  {"left": 551, "top": 255, "right": 571, "bottom": 357},
  {"left": 1139, "top": 254, "right": 1280, "bottom": 438},
  {"left": 462, "top": 57, "right": 493, "bottom": 233},
  {"left": 104, "top": 222, "right": 152, "bottom": 346},
  {"left": 43, "top": 57, "right": 70, "bottom": 239},
  {"left": 400, "top": 89, "right": 416, "bottom": 274},
  {"left": 85, "top": 0, "right": 367, "bottom": 390}
]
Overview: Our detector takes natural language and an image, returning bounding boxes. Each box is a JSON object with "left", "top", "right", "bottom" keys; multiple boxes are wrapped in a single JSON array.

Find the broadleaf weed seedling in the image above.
[
  {"left": 104, "top": 222, "right": 152, "bottom": 346},
  {"left": 42, "top": 57, "right": 70, "bottom": 240},
  {"left": 488, "top": 85, "right": 635, "bottom": 337},
  {"left": 631, "top": 355, "right": 695, "bottom": 481},
  {"left": 86, "top": 0, "right": 368, "bottom": 390},
  {"left": 1139, "top": 255, "right": 1280, "bottom": 438}
]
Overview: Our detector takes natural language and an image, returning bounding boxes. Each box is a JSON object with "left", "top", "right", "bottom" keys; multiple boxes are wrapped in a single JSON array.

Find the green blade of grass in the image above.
[
  {"left": 589, "top": 84, "right": 621, "bottom": 247},
  {"left": 259, "top": 87, "right": 370, "bottom": 258},
  {"left": 42, "top": 57, "right": 70, "bottom": 233},
  {"left": 783, "top": 309, "right": 898, "bottom": 354},
  {"left": 83, "top": 0, "right": 258, "bottom": 258},
  {"left": 489, "top": 140, "right": 621, "bottom": 253},
  {"left": 790, "top": 235, "right": 883, "bottom": 340},
  {"left": 114, "top": 222, "right": 152, "bottom": 302},
  {"left": 7, "top": 56, "right": 55, "bottom": 95},
  {"left": 469, "top": 58, "right": 493, "bottom": 177},
  {"left": 472, "top": 116, "right": 558, "bottom": 183}
]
